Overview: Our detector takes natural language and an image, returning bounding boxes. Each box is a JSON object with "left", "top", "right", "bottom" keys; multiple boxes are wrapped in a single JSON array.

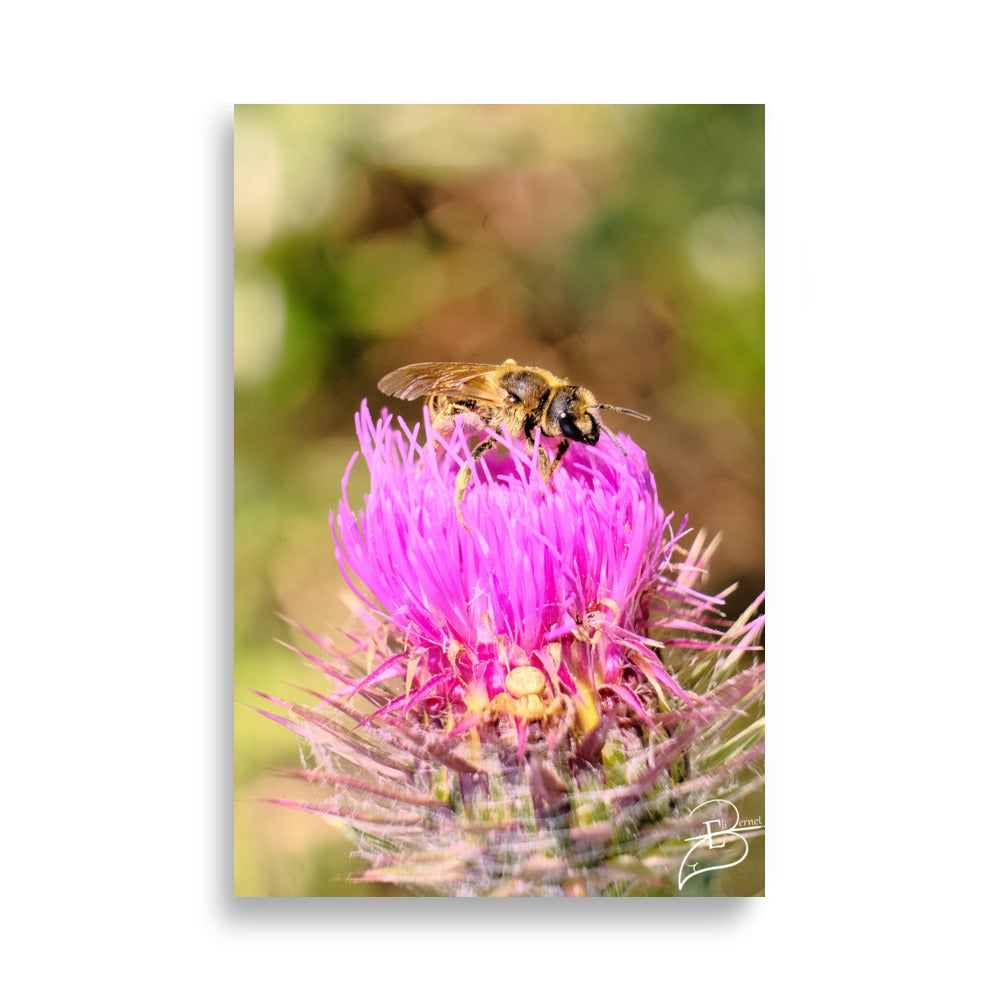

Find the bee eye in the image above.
[
  {"left": 560, "top": 413, "right": 599, "bottom": 444},
  {"left": 549, "top": 388, "right": 599, "bottom": 444},
  {"left": 558, "top": 413, "right": 586, "bottom": 441},
  {"left": 555, "top": 405, "right": 599, "bottom": 444}
]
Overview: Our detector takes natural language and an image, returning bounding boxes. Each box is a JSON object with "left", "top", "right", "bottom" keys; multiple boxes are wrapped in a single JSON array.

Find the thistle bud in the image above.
[{"left": 257, "top": 402, "right": 764, "bottom": 896}]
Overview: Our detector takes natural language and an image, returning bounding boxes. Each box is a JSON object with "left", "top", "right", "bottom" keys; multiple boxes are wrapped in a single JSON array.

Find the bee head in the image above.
[{"left": 545, "top": 386, "right": 600, "bottom": 444}]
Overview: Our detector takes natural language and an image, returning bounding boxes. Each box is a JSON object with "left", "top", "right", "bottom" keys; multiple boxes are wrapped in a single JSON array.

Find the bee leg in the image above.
[
  {"left": 536, "top": 438, "right": 571, "bottom": 487},
  {"left": 455, "top": 438, "right": 495, "bottom": 532},
  {"left": 548, "top": 439, "right": 571, "bottom": 480}
]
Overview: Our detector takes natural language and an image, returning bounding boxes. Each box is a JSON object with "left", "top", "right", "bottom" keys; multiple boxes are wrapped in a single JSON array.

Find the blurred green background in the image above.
[{"left": 234, "top": 104, "right": 764, "bottom": 896}]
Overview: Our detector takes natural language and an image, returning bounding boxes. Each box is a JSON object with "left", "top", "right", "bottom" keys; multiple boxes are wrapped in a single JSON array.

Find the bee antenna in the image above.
[
  {"left": 597, "top": 418, "right": 629, "bottom": 458},
  {"left": 593, "top": 403, "right": 651, "bottom": 422}
]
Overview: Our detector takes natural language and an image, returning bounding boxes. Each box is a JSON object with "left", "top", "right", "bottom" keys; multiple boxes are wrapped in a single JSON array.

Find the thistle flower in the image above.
[{"left": 256, "top": 401, "right": 764, "bottom": 896}]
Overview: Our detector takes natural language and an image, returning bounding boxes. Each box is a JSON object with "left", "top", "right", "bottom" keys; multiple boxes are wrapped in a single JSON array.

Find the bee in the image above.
[{"left": 377, "top": 359, "right": 650, "bottom": 529}]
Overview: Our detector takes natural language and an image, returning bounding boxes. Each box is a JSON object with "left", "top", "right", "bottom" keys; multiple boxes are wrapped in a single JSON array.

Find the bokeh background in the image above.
[{"left": 234, "top": 104, "right": 764, "bottom": 896}]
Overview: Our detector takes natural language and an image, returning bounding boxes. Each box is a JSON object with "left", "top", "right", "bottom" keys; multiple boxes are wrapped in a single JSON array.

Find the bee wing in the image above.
[{"left": 377, "top": 362, "right": 507, "bottom": 404}]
